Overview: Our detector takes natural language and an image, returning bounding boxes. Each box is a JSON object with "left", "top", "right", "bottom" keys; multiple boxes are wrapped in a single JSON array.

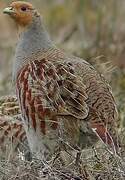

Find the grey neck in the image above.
[{"left": 13, "top": 16, "right": 54, "bottom": 80}]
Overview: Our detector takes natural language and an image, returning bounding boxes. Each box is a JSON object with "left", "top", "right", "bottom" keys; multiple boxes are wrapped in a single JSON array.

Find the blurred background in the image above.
[{"left": 0, "top": 0, "right": 125, "bottom": 132}]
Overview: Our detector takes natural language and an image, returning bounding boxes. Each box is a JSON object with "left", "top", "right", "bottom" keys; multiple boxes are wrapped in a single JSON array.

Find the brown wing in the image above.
[
  {"left": 54, "top": 52, "right": 118, "bottom": 152},
  {"left": 69, "top": 56, "right": 119, "bottom": 152},
  {"left": 16, "top": 57, "right": 89, "bottom": 136}
]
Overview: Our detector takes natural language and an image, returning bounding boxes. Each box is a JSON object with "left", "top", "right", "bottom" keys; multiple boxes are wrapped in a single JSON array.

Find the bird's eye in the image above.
[
  {"left": 21, "top": 7, "right": 27, "bottom": 11},
  {"left": 9, "top": 7, "right": 14, "bottom": 10}
]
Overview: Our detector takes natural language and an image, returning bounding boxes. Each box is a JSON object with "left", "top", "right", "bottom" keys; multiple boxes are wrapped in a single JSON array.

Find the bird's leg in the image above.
[
  {"left": 75, "top": 151, "right": 90, "bottom": 180},
  {"left": 75, "top": 151, "right": 82, "bottom": 165},
  {"left": 47, "top": 147, "right": 63, "bottom": 166},
  {"left": 51, "top": 151, "right": 61, "bottom": 165},
  {"left": 92, "top": 146, "right": 100, "bottom": 162}
]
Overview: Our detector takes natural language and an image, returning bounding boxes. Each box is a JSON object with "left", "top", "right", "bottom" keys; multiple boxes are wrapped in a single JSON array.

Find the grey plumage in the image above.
[{"left": 3, "top": 1, "right": 119, "bottom": 161}]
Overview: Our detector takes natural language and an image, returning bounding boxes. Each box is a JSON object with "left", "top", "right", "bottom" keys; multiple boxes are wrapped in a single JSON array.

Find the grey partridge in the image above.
[
  {"left": 0, "top": 95, "right": 30, "bottom": 159},
  {"left": 3, "top": 1, "right": 119, "bottom": 160}
]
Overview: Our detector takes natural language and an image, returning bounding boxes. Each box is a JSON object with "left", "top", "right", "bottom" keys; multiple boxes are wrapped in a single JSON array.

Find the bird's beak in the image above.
[{"left": 3, "top": 7, "right": 15, "bottom": 15}]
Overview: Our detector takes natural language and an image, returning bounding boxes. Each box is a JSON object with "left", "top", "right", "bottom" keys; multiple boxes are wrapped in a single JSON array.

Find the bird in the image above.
[
  {"left": 0, "top": 95, "right": 30, "bottom": 160},
  {"left": 0, "top": 95, "right": 20, "bottom": 116},
  {"left": 3, "top": 1, "right": 119, "bottom": 161}
]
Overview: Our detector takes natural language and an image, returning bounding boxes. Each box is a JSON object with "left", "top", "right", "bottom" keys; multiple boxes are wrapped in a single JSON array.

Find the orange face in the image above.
[{"left": 3, "top": 1, "right": 35, "bottom": 27}]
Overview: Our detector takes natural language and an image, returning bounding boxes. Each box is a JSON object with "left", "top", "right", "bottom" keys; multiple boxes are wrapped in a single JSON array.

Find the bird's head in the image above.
[{"left": 3, "top": 1, "right": 40, "bottom": 27}]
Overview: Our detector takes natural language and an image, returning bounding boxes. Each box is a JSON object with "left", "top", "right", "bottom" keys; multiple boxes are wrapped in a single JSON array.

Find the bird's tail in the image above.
[{"left": 92, "top": 123, "right": 120, "bottom": 155}]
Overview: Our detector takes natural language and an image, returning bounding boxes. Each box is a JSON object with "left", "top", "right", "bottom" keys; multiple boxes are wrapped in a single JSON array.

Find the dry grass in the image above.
[{"left": 0, "top": 145, "right": 125, "bottom": 179}]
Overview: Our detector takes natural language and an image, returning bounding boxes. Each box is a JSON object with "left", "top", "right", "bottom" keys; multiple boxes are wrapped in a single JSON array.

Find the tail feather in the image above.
[{"left": 92, "top": 124, "right": 119, "bottom": 155}]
